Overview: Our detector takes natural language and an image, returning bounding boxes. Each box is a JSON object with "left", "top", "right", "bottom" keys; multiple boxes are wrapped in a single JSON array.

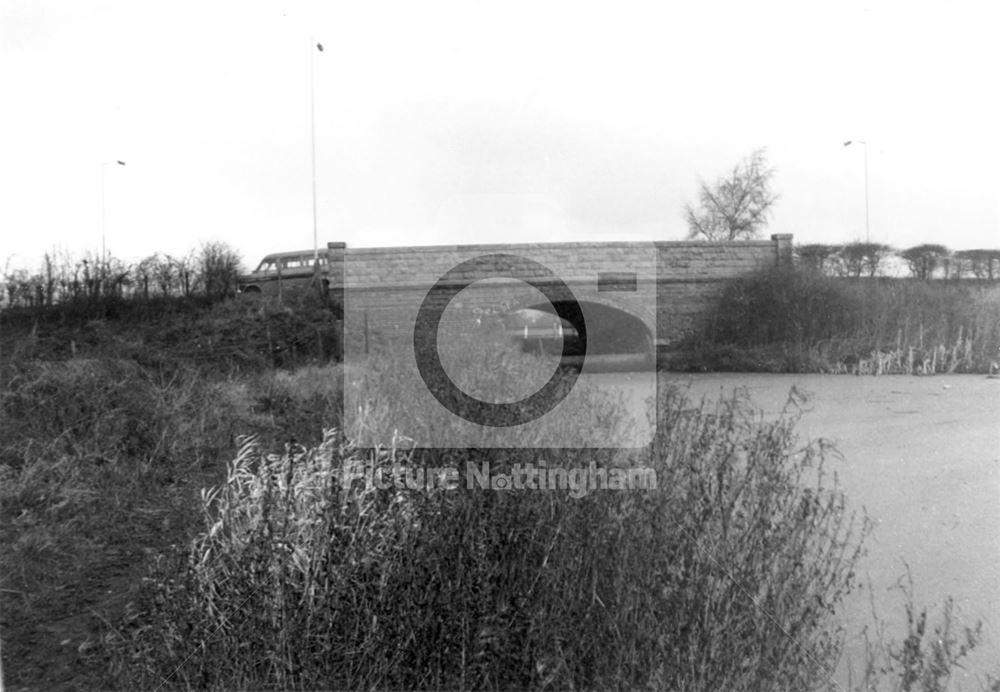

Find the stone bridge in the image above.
[{"left": 328, "top": 234, "right": 792, "bottom": 361}]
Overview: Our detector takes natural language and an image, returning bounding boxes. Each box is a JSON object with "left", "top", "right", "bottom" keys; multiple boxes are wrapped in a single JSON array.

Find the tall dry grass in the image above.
[
  {"left": 0, "top": 359, "right": 253, "bottom": 607},
  {"left": 0, "top": 352, "right": 344, "bottom": 687},
  {"left": 105, "top": 369, "right": 868, "bottom": 690}
]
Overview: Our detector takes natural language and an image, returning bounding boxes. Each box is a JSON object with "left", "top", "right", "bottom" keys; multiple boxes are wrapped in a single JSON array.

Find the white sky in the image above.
[{"left": 2, "top": 0, "right": 998, "bottom": 271}]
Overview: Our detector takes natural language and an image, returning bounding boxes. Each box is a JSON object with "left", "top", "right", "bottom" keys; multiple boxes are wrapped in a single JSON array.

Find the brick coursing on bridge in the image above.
[{"left": 328, "top": 234, "right": 792, "bottom": 349}]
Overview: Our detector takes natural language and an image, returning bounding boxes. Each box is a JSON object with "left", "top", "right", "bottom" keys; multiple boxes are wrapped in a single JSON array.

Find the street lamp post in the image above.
[
  {"left": 843, "top": 140, "right": 869, "bottom": 243},
  {"left": 101, "top": 160, "right": 126, "bottom": 262},
  {"left": 311, "top": 41, "right": 323, "bottom": 263}
]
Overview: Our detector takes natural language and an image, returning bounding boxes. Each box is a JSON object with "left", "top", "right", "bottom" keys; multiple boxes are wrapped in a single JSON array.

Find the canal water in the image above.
[{"left": 589, "top": 371, "right": 1000, "bottom": 686}]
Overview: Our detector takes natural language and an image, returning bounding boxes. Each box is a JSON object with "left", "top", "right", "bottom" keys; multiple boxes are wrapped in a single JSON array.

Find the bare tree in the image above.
[
  {"left": 838, "top": 242, "right": 893, "bottom": 278},
  {"left": 157, "top": 255, "right": 179, "bottom": 295},
  {"left": 955, "top": 249, "right": 1000, "bottom": 280},
  {"left": 50, "top": 248, "right": 78, "bottom": 303},
  {"left": 198, "top": 242, "right": 243, "bottom": 300},
  {"left": 685, "top": 149, "right": 779, "bottom": 241},
  {"left": 899, "top": 244, "right": 950, "bottom": 280},
  {"left": 42, "top": 252, "right": 57, "bottom": 306},
  {"left": 796, "top": 244, "right": 842, "bottom": 275},
  {"left": 134, "top": 255, "right": 160, "bottom": 299},
  {"left": 3, "top": 267, "right": 33, "bottom": 307},
  {"left": 174, "top": 251, "right": 197, "bottom": 297}
]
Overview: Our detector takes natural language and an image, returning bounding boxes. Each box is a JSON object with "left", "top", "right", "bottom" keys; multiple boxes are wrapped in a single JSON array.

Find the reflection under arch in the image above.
[{"left": 505, "top": 300, "right": 654, "bottom": 362}]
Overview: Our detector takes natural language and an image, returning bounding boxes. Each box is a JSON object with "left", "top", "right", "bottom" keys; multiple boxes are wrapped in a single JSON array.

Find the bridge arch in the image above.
[{"left": 507, "top": 298, "right": 654, "bottom": 358}]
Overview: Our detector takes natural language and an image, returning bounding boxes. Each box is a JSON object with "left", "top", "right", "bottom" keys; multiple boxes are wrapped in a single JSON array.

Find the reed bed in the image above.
[{"left": 816, "top": 327, "right": 976, "bottom": 376}]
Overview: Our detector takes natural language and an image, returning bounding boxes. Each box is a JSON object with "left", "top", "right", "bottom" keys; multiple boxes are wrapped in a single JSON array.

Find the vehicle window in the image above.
[{"left": 251, "top": 254, "right": 327, "bottom": 276}]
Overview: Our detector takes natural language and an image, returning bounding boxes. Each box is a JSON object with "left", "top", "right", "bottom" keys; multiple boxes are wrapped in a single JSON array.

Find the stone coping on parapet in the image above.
[
  {"left": 335, "top": 276, "right": 738, "bottom": 292},
  {"left": 328, "top": 238, "right": 787, "bottom": 254}
]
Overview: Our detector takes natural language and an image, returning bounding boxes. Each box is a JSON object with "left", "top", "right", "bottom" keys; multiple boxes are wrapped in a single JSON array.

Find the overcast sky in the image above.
[{"left": 2, "top": 0, "right": 997, "bottom": 271}]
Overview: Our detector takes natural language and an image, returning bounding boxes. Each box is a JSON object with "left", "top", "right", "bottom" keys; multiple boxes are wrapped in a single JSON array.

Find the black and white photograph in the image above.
[{"left": 1, "top": 1, "right": 998, "bottom": 689}]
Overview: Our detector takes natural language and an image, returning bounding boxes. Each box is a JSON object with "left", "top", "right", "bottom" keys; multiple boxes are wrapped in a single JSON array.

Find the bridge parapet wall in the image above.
[
  {"left": 329, "top": 234, "right": 792, "bottom": 348},
  {"left": 653, "top": 235, "right": 791, "bottom": 341},
  {"left": 331, "top": 242, "right": 654, "bottom": 289}
]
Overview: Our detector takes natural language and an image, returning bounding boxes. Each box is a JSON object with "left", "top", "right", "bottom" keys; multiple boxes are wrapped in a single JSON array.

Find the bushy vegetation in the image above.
[
  {"left": 1, "top": 289, "right": 342, "bottom": 371},
  {"left": 105, "top": 378, "right": 866, "bottom": 690},
  {"left": 673, "top": 267, "right": 1000, "bottom": 374}
]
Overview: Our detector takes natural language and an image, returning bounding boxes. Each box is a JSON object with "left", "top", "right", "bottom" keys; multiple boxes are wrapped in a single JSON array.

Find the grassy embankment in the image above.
[
  {"left": 0, "top": 293, "right": 342, "bottom": 688},
  {"left": 669, "top": 268, "right": 1000, "bottom": 374}
]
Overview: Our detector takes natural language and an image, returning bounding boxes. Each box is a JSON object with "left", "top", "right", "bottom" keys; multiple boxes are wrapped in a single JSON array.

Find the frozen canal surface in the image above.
[{"left": 589, "top": 372, "right": 1000, "bottom": 686}]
